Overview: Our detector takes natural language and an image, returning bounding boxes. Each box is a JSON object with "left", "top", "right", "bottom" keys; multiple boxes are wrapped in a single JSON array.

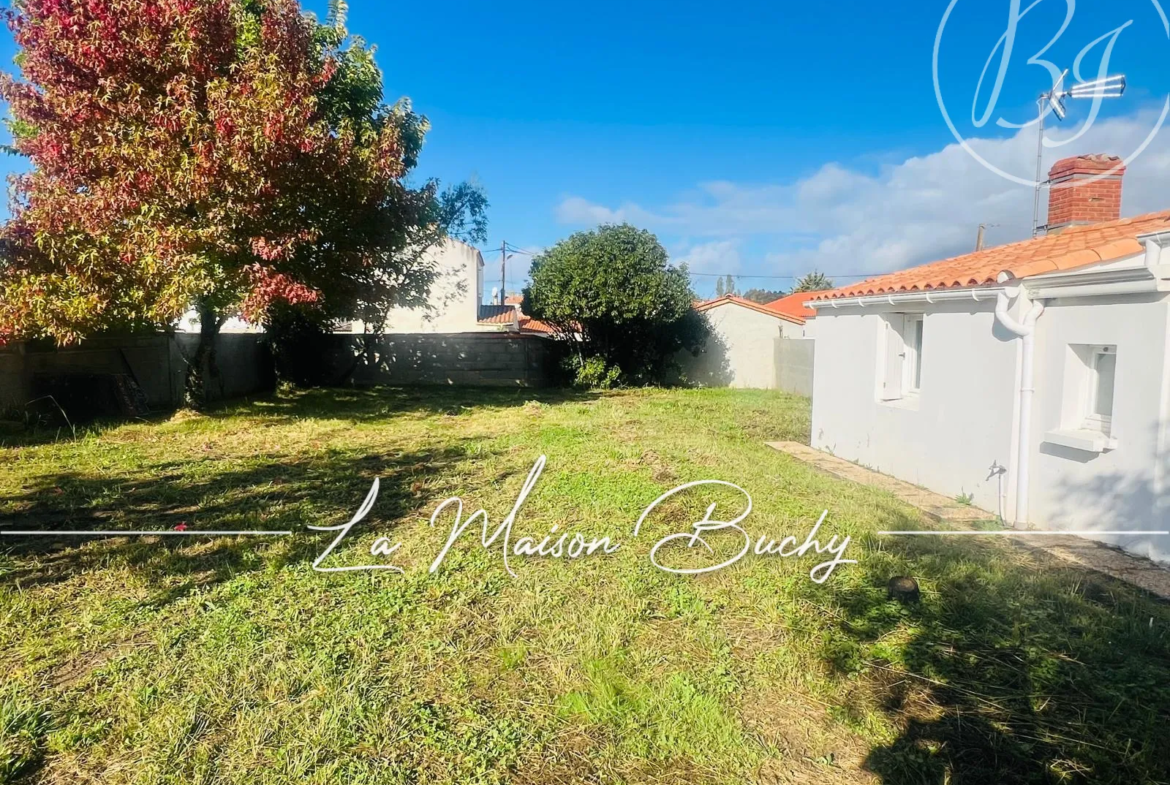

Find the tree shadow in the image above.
[
  {"left": 1037, "top": 423, "right": 1170, "bottom": 565},
  {"left": 205, "top": 384, "right": 602, "bottom": 423},
  {"left": 801, "top": 504, "right": 1170, "bottom": 785},
  {"left": 0, "top": 440, "right": 478, "bottom": 608},
  {"left": 672, "top": 328, "right": 735, "bottom": 387}
]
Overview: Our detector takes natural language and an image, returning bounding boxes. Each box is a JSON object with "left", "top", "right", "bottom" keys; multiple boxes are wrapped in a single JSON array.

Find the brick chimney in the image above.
[{"left": 1046, "top": 154, "right": 1125, "bottom": 233}]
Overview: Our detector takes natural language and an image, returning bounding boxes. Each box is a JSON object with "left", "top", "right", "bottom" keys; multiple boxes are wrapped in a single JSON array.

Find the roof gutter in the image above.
[
  {"left": 813, "top": 242, "right": 1169, "bottom": 308},
  {"left": 808, "top": 287, "right": 1007, "bottom": 310}
]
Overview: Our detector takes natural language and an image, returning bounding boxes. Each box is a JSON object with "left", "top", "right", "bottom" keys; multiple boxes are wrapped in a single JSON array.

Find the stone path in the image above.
[{"left": 766, "top": 441, "right": 1170, "bottom": 601}]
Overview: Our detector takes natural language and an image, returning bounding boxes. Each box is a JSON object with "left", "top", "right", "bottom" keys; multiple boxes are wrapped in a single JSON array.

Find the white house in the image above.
[
  {"left": 684, "top": 295, "right": 806, "bottom": 389},
  {"left": 178, "top": 239, "right": 550, "bottom": 336},
  {"left": 809, "top": 154, "right": 1170, "bottom": 564}
]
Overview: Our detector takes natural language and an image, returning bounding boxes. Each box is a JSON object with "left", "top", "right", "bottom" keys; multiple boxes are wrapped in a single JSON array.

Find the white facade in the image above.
[
  {"left": 378, "top": 239, "right": 489, "bottom": 334},
  {"left": 685, "top": 299, "right": 804, "bottom": 389},
  {"left": 176, "top": 240, "right": 511, "bottom": 335},
  {"left": 811, "top": 236, "right": 1170, "bottom": 565}
]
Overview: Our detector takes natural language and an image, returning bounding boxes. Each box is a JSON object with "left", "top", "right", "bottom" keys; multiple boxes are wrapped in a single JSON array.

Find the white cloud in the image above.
[
  {"left": 672, "top": 239, "right": 742, "bottom": 274},
  {"left": 555, "top": 106, "right": 1170, "bottom": 279}
]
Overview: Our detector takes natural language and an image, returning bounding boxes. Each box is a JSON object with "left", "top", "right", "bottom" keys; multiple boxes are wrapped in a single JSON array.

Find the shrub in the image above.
[
  {"left": 523, "top": 224, "right": 708, "bottom": 386},
  {"left": 567, "top": 355, "right": 622, "bottom": 390}
]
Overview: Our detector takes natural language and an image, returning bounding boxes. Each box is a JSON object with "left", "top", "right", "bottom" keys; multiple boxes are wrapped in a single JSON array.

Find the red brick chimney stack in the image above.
[{"left": 1046, "top": 154, "right": 1125, "bottom": 233}]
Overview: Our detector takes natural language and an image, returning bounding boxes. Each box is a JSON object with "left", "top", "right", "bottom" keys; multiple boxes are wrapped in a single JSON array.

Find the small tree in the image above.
[
  {"left": 523, "top": 224, "right": 707, "bottom": 387},
  {"left": 723, "top": 274, "right": 737, "bottom": 296},
  {"left": 715, "top": 277, "right": 725, "bottom": 297},
  {"left": 791, "top": 271, "right": 834, "bottom": 293}
]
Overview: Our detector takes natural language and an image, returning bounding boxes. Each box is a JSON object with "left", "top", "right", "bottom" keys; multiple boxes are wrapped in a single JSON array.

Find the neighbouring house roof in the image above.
[
  {"left": 695, "top": 294, "right": 806, "bottom": 324},
  {"left": 764, "top": 292, "right": 818, "bottom": 320},
  {"left": 505, "top": 294, "right": 524, "bottom": 306},
  {"left": 812, "top": 209, "right": 1170, "bottom": 300},
  {"left": 477, "top": 304, "right": 516, "bottom": 325},
  {"left": 478, "top": 303, "right": 558, "bottom": 336},
  {"left": 519, "top": 315, "right": 557, "bottom": 335}
]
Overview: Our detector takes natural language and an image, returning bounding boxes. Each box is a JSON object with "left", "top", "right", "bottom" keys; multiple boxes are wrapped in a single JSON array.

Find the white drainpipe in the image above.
[{"left": 994, "top": 284, "right": 1045, "bottom": 527}]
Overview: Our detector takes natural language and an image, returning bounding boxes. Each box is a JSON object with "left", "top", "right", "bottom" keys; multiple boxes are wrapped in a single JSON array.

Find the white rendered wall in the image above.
[
  {"left": 810, "top": 302, "right": 1020, "bottom": 514},
  {"left": 176, "top": 240, "right": 488, "bottom": 335},
  {"left": 1029, "top": 294, "right": 1170, "bottom": 563},
  {"left": 381, "top": 240, "right": 485, "bottom": 334},
  {"left": 695, "top": 302, "right": 801, "bottom": 389}
]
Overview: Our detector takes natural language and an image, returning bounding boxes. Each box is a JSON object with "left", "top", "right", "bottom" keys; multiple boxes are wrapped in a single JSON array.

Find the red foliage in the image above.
[{"left": 0, "top": 0, "right": 412, "bottom": 342}]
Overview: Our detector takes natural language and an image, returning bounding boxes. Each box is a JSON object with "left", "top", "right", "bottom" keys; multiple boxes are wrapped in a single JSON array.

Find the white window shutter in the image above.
[{"left": 881, "top": 315, "right": 904, "bottom": 400}]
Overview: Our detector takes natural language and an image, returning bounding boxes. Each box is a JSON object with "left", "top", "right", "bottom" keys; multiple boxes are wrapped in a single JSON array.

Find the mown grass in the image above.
[{"left": 1, "top": 386, "right": 1169, "bottom": 784}]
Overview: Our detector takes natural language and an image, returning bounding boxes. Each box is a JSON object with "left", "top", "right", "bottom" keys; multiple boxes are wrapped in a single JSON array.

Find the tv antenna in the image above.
[{"left": 1031, "top": 69, "right": 1126, "bottom": 237}]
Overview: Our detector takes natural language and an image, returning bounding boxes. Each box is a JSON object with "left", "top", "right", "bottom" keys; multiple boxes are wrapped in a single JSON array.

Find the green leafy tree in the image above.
[
  {"left": 791, "top": 271, "right": 835, "bottom": 293},
  {"left": 723, "top": 274, "right": 737, "bottom": 296},
  {"left": 742, "top": 288, "right": 785, "bottom": 304},
  {"left": 715, "top": 277, "right": 725, "bottom": 297},
  {"left": 523, "top": 224, "right": 708, "bottom": 387}
]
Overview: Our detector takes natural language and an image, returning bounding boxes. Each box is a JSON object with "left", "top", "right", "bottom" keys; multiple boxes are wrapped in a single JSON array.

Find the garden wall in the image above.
[
  {"left": 327, "top": 333, "right": 552, "bottom": 388},
  {"left": 0, "top": 334, "right": 274, "bottom": 414},
  {"left": 0, "top": 331, "right": 552, "bottom": 419},
  {"left": 774, "top": 338, "right": 814, "bottom": 397}
]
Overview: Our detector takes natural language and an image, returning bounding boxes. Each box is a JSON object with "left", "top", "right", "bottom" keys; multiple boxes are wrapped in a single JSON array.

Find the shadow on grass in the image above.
[
  {"left": 803, "top": 506, "right": 1170, "bottom": 785},
  {"left": 214, "top": 384, "right": 602, "bottom": 423},
  {"left": 0, "top": 420, "right": 489, "bottom": 611},
  {"left": 0, "top": 384, "right": 603, "bottom": 449},
  {"left": 0, "top": 385, "right": 603, "bottom": 599}
]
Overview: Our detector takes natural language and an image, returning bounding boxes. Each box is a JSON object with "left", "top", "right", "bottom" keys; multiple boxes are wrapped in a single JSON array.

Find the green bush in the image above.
[
  {"left": 523, "top": 224, "right": 709, "bottom": 386},
  {"left": 567, "top": 355, "right": 622, "bottom": 389}
]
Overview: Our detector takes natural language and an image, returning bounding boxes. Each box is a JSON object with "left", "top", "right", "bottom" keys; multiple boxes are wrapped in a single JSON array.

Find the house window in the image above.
[
  {"left": 1084, "top": 345, "right": 1116, "bottom": 433},
  {"left": 879, "top": 313, "right": 924, "bottom": 401}
]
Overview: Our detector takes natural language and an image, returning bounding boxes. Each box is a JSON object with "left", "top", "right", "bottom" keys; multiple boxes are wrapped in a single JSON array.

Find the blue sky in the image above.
[{"left": 2, "top": 0, "right": 1169, "bottom": 298}]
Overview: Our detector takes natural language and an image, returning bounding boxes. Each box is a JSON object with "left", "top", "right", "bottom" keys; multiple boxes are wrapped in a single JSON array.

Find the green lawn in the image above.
[{"left": 2, "top": 387, "right": 1169, "bottom": 784}]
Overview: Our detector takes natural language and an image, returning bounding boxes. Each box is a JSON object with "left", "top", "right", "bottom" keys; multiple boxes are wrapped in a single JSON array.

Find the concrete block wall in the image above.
[
  {"left": 0, "top": 334, "right": 274, "bottom": 413},
  {"left": 0, "top": 331, "right": 552, "bottom": 419},
  {"left": 775, "top": 338, "right": 814, "bottom": 397},
  {"left": 332, "top": 333, "right": 552, "bottom": 387}
]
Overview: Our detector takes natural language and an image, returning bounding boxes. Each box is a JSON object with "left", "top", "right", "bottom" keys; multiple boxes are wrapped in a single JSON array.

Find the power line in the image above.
[{"left": 477, "top": 244, "right": 874, "bottom": 283}]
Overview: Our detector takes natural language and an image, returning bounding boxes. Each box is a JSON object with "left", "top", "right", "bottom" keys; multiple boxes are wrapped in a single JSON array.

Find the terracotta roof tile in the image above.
[
  {"left": 814, "top": 210, "right": 1170, "bottom": 300},
  {"left": 763, "top": 292, "right": 818, "bottom": 319},
  {"left": 695, "top": 294, "right": 805, "bottom": 324},
  {"left": 519, "top": 315, "right": 557, "bottom": 335},
  {"left": 477, "top": 304, "right": 516, "bottom": 325}
]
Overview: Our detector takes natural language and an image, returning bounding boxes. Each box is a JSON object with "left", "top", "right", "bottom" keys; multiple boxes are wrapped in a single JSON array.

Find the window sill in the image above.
[
  {"left": 878, "top": 393, "right": 920, "bottom": 411},
  {"left": 1043, "top": 428, "right": 1117, "bottom": 454}
]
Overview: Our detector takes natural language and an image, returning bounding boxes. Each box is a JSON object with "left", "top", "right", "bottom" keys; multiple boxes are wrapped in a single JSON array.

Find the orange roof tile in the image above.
[
  {"left": 763, "top": 292, "right": 818, "bottom": 320},
  {"left": 813, "top": 210, "right": 1170, "bottom": 301},
  {"left": 477, "top": 304, "right": 516, "bottom": 325},
  {"left": 695, "top": 294, "right": 806, "bottom": 324},
  {"left": 519, "top": 315, "right": 557, "bottom": 335}
]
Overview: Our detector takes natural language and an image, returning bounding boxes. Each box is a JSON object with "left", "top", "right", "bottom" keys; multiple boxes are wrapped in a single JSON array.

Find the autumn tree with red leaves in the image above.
[{"left": 0, "top": 0, "right": 485, "bottom": 406}]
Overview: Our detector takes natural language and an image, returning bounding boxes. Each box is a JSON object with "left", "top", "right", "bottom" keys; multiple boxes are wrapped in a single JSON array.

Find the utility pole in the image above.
[{"left": 500, "top": 241, "right": 507, "bottom": 305}]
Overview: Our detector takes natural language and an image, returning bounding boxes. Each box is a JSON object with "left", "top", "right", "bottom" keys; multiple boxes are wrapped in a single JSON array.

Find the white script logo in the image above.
[
  {"left": 310, "top": 455, "right": 856, "bottom": 584},
  {"left": 933, "top": 0, "right": 1169, "bottom": 186}
]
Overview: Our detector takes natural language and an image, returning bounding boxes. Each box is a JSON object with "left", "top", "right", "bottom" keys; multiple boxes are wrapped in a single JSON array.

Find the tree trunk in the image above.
[{"left": 183, "top": 300, "right": 221, "bottom": 410}]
